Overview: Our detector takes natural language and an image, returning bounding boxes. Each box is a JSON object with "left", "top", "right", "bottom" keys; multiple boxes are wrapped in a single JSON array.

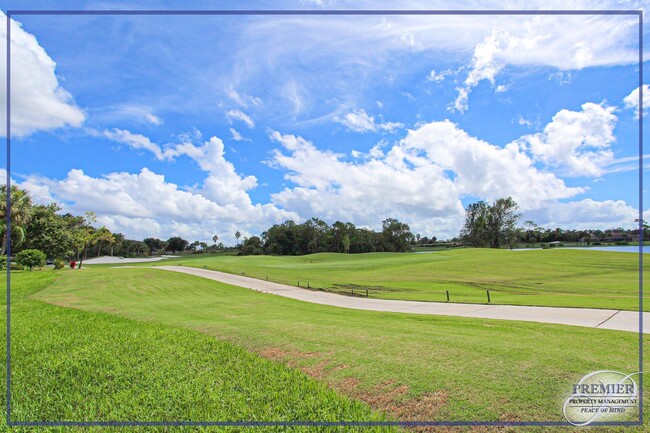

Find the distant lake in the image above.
[
  {"left": 513, "top": 246, "right": 649, "bottom": 254},
  {"left": 565, "top": 246, "right": 649, "bottom": 254}
]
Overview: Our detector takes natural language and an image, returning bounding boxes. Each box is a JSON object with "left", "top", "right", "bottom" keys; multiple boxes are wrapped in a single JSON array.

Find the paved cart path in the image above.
[{"left": 156, "top": 266, "right": 648, "bottom": 334}]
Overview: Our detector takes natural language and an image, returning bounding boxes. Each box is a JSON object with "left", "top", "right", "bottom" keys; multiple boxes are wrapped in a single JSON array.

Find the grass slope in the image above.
[
  {"left": 152, "top": 249, "right": 646, "bottom": 311},
  {"left": 2, "top": 271, "right": 385, "bottom": 431},
  {"left": 35, "top": 267, "right": 647, "bottom": 430}
]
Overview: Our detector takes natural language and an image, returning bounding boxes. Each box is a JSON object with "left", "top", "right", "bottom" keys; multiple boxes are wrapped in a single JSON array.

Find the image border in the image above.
[{"left": 4, "top": 8, "right": 644, "bottom": 428}]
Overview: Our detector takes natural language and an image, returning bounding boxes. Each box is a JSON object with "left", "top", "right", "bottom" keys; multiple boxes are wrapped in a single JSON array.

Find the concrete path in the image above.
[
  {"left": 157, "top": 266, "right": 648, "bottom": 334},
  {"left": 84, "top": 255, "right": 180, "bottom": 265}
]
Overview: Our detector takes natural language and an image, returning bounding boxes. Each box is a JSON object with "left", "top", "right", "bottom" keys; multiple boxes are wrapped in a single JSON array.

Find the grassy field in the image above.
[
  {"left": 32, "top": 266, "right": 647, "bottom": 430},
  {"left": 1, "top": 271, "right": 387, "bottom": 431},
  {"left": 138, "top": 248, "right": 646, "bottom": 311}
]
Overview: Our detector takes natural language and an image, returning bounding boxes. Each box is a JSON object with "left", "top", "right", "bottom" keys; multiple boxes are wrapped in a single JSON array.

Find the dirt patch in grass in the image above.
[
  {"left": 334, "top": 377, "right": 449, "bottom": 426},
  {"left": 259, "top": 347, "right": 319, "bottom": 362},
  {"left": 261, "top": 347, "right": 450, "bottom": 423}
]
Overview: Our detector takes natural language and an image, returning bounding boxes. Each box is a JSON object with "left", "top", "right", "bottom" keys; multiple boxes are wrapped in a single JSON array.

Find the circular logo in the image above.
[{"left": 563, "top": 370, "right": 639, "bottom": 426}]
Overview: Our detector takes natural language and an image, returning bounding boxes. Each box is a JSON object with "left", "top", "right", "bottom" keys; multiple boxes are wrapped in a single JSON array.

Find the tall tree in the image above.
[
  {"left": 487, "top": 197, "right": 521, "bottom": 248},
  {"left": 0, "top": 185, "right": 33, "bottom": 256},
  {"left": 235, "top": 231, "right": 241, "bottom": 246},
  {"left": 74, "top": 212, "right": 98, "bottom": 269},
  {"left": 95, "top": 227, "right": 115, "bottom": 257},
  {"left": 165, "top": 236, "right": 188, "bottom": 253},
  {"left": 381, "top": 218, "right": 414, "bottom": 252},
  {"left": 460, "top": 201, "right": 490, "bottom": 247},
  {"left": 460, "top": 197, "right": 521, "bottom": 248},
  {"left": 143, "top": 237, "right": 166, "bottom": 255},
  {"left": 23, "top": 203, "right": 76, "bottom": 259}
]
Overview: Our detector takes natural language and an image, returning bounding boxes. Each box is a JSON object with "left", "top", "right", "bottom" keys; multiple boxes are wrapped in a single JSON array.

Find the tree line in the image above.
[
  {"left": 0, "top": 186, "right": 227, "bottom": 268},
  {"left": 239, "top": 217, "right": 415, "bottom": 256},
  {"left": 458, "top": 196, "right": 647, "bottom": 248},
  {"left": 2, "top": 186, "right": 645, "bottom": 270}
]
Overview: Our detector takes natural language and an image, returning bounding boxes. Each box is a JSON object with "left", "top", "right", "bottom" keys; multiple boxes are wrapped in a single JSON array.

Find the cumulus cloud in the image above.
[
  {"left": 18, "top": 132, "right": 297, "bottom": 243},
  {"left": 521, "top": 102, "right": 617, "bottom": 177},
  {"left": 226, "top": 109, "right": 255, "bottom": 129},
  {"left": 400, "top": 120, "right": 585, "bottom": 209},
  {"left": 524, "top": 199, "right": 640, "bottom": 230},
  {"left": 335, "top": 109, "right": 404, "bottom": 133},
  {"left": 623, "top": 84, "right": 649, "bottom": 118},
  {"left": 267, "top": 113, "right": 593, "bottom": 237},
  {"left": 0, "top": 11, "right": 85, "bottom": 136},
  {"left": 268, "top": 130, "right": 464, "bottom": 236}
]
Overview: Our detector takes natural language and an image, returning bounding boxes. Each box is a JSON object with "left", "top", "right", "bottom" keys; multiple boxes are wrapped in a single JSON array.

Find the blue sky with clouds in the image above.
[{"left": 2, "top": 0, "right": 649, "bottom": 244}]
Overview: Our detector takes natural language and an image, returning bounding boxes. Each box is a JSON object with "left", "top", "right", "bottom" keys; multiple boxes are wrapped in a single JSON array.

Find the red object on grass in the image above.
[{"left": 70, "top": 261, "right": 76, "bottom": 269}]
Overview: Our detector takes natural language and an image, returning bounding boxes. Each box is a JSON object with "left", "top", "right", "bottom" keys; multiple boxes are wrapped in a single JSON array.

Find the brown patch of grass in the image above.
[
  {"left": 259, "top": 347, "right": 319, "bottom": 362},
  {"left": 261, "top": 346, "right": 450, "bottom": 424}
]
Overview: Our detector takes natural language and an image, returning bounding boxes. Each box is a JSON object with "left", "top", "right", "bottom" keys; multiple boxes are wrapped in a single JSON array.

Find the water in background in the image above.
[{"left": 512, "top": 246, "right": 649, "bottom": 253}]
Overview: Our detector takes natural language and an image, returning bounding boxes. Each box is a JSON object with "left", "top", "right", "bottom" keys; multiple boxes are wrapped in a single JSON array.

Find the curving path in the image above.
[{"left": 156, "top": 266, "right": 648, "bottom": 334}]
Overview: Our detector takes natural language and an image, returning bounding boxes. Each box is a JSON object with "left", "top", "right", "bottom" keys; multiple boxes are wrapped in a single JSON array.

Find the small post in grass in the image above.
[
  {"left": 365, "top": 288, "right": 368, "bottom": 298},
  {"left": 297, "top": 281, "right": 300, "bottom": 287},
  {"left": 486, "top": 290, "right": 491, "bottom": 304},
  {"left": 352, "top": 288, "right": 354, "bottom": 296},
  {"left": 446, "top": 290, "right": 450, "bottom": 302},
  {"left": 266, "top": 275, "right": 268, "bottom": 281},
  {"left": 307, "top": 282, "right": 310, "bottom": 289}
]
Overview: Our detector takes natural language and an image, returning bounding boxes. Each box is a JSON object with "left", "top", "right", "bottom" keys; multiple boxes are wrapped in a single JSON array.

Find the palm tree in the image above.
[
  {"left": 0, "top": 186, "right": 33, "bottom": 256},
  {"left": 95, "top": 227, "right": 115, "bottom": 257},
  {"left": 235, "top": 231, "right": 241, "bottom": 247},
  {"left": 213, "top": 234, "right": 219, "bottom": 244}
]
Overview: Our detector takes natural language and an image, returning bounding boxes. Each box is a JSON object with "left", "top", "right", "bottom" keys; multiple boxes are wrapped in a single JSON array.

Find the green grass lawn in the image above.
[
  {"left": 1, "top": 271, "right": 386, "bottom": 432},
  {"left": 134, "top": 248, "right": 646, "bottom": 311},
  {"left": 32, "top": 267, "right": 647, "bottom": 431}
]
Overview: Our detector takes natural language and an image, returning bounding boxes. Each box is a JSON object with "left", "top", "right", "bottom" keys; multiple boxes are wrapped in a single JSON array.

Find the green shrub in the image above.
[
  {"left": 0, "top": 255, "right": 5, "bottom": 270},
  {"left": 16, "top": 249, "right": 47, "bottom": 271},
  {"left": 9, "top": 262, "right": 24, "bottom": 271},
  {"left": 53, "top": 258, "right": 66, "bottom": 270}
]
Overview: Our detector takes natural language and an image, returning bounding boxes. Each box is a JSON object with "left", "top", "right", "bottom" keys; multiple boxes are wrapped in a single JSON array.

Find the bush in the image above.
[
  {"left": 53, "top": 258, "right": 66, "bottom": 270},
  {"left": 0, "top": 256, "right": 5, "bottom": 270},
  {"left": 9, "top": 262, "right": 24, "bottom": 271},
  {"left": 16, "top": 249, "right": 47, "bottom": 271},
  {"left": 593, "top": 242, "right": 602, "bottom": 246}
]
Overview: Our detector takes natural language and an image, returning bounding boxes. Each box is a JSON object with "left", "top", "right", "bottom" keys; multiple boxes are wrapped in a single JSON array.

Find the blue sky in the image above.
[{"left": 2, "top": 0, "right": 649, "bottom": 244}]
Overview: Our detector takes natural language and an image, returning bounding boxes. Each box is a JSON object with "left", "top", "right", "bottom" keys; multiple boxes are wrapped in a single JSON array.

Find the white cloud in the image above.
[
  {"left": 548, "top": 71, "right": 573, "bottom": 86},
  {"left": 0, "top": 11, "right": 85, "bottom": 137},
  {"left": 104, "top": 129, "right": 170, "bottom": 161},
  {"left": 267, "top": 116, "right": 589, "bottom": 238},
  {"left": 495, "top": 84, "right": 508, "bottom": 93},
  {"left": 401, "top": 120, "right": 585, "bottom": 209},
  {"left": 230, "top": 127, "right": 244, "bottom": 141},
  {"left": 18, "top": 131, "right": 297, "bottom": 243},
  {"left": 517, "top": 116, "right": 532, "bottom": 127},
  {"left": 623, "top": 84, "right": 649, "bottom": 118},
  {"left": 225, "top": 85, "right": 262, "bottom": 108},
  {"left": 226, "top": 109, "right": 255, "bottom": 129},
  {"left": 335, "top": 109, "right": 404, "bottom": 133},
  {"left": 145, "top": 113, "right": 162, "bottom": 125},
  {"left": 524, "top": 199, "right": 639, "bottom": 230},
  {"left": 521, "top": 102, "right": 617, "bottom": 177},
  {"left": 453, "top": 15, "right": 637, "bottom": 111},
  {"left": 427, "top": 69, "right": 450, "bottom": 82}
]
